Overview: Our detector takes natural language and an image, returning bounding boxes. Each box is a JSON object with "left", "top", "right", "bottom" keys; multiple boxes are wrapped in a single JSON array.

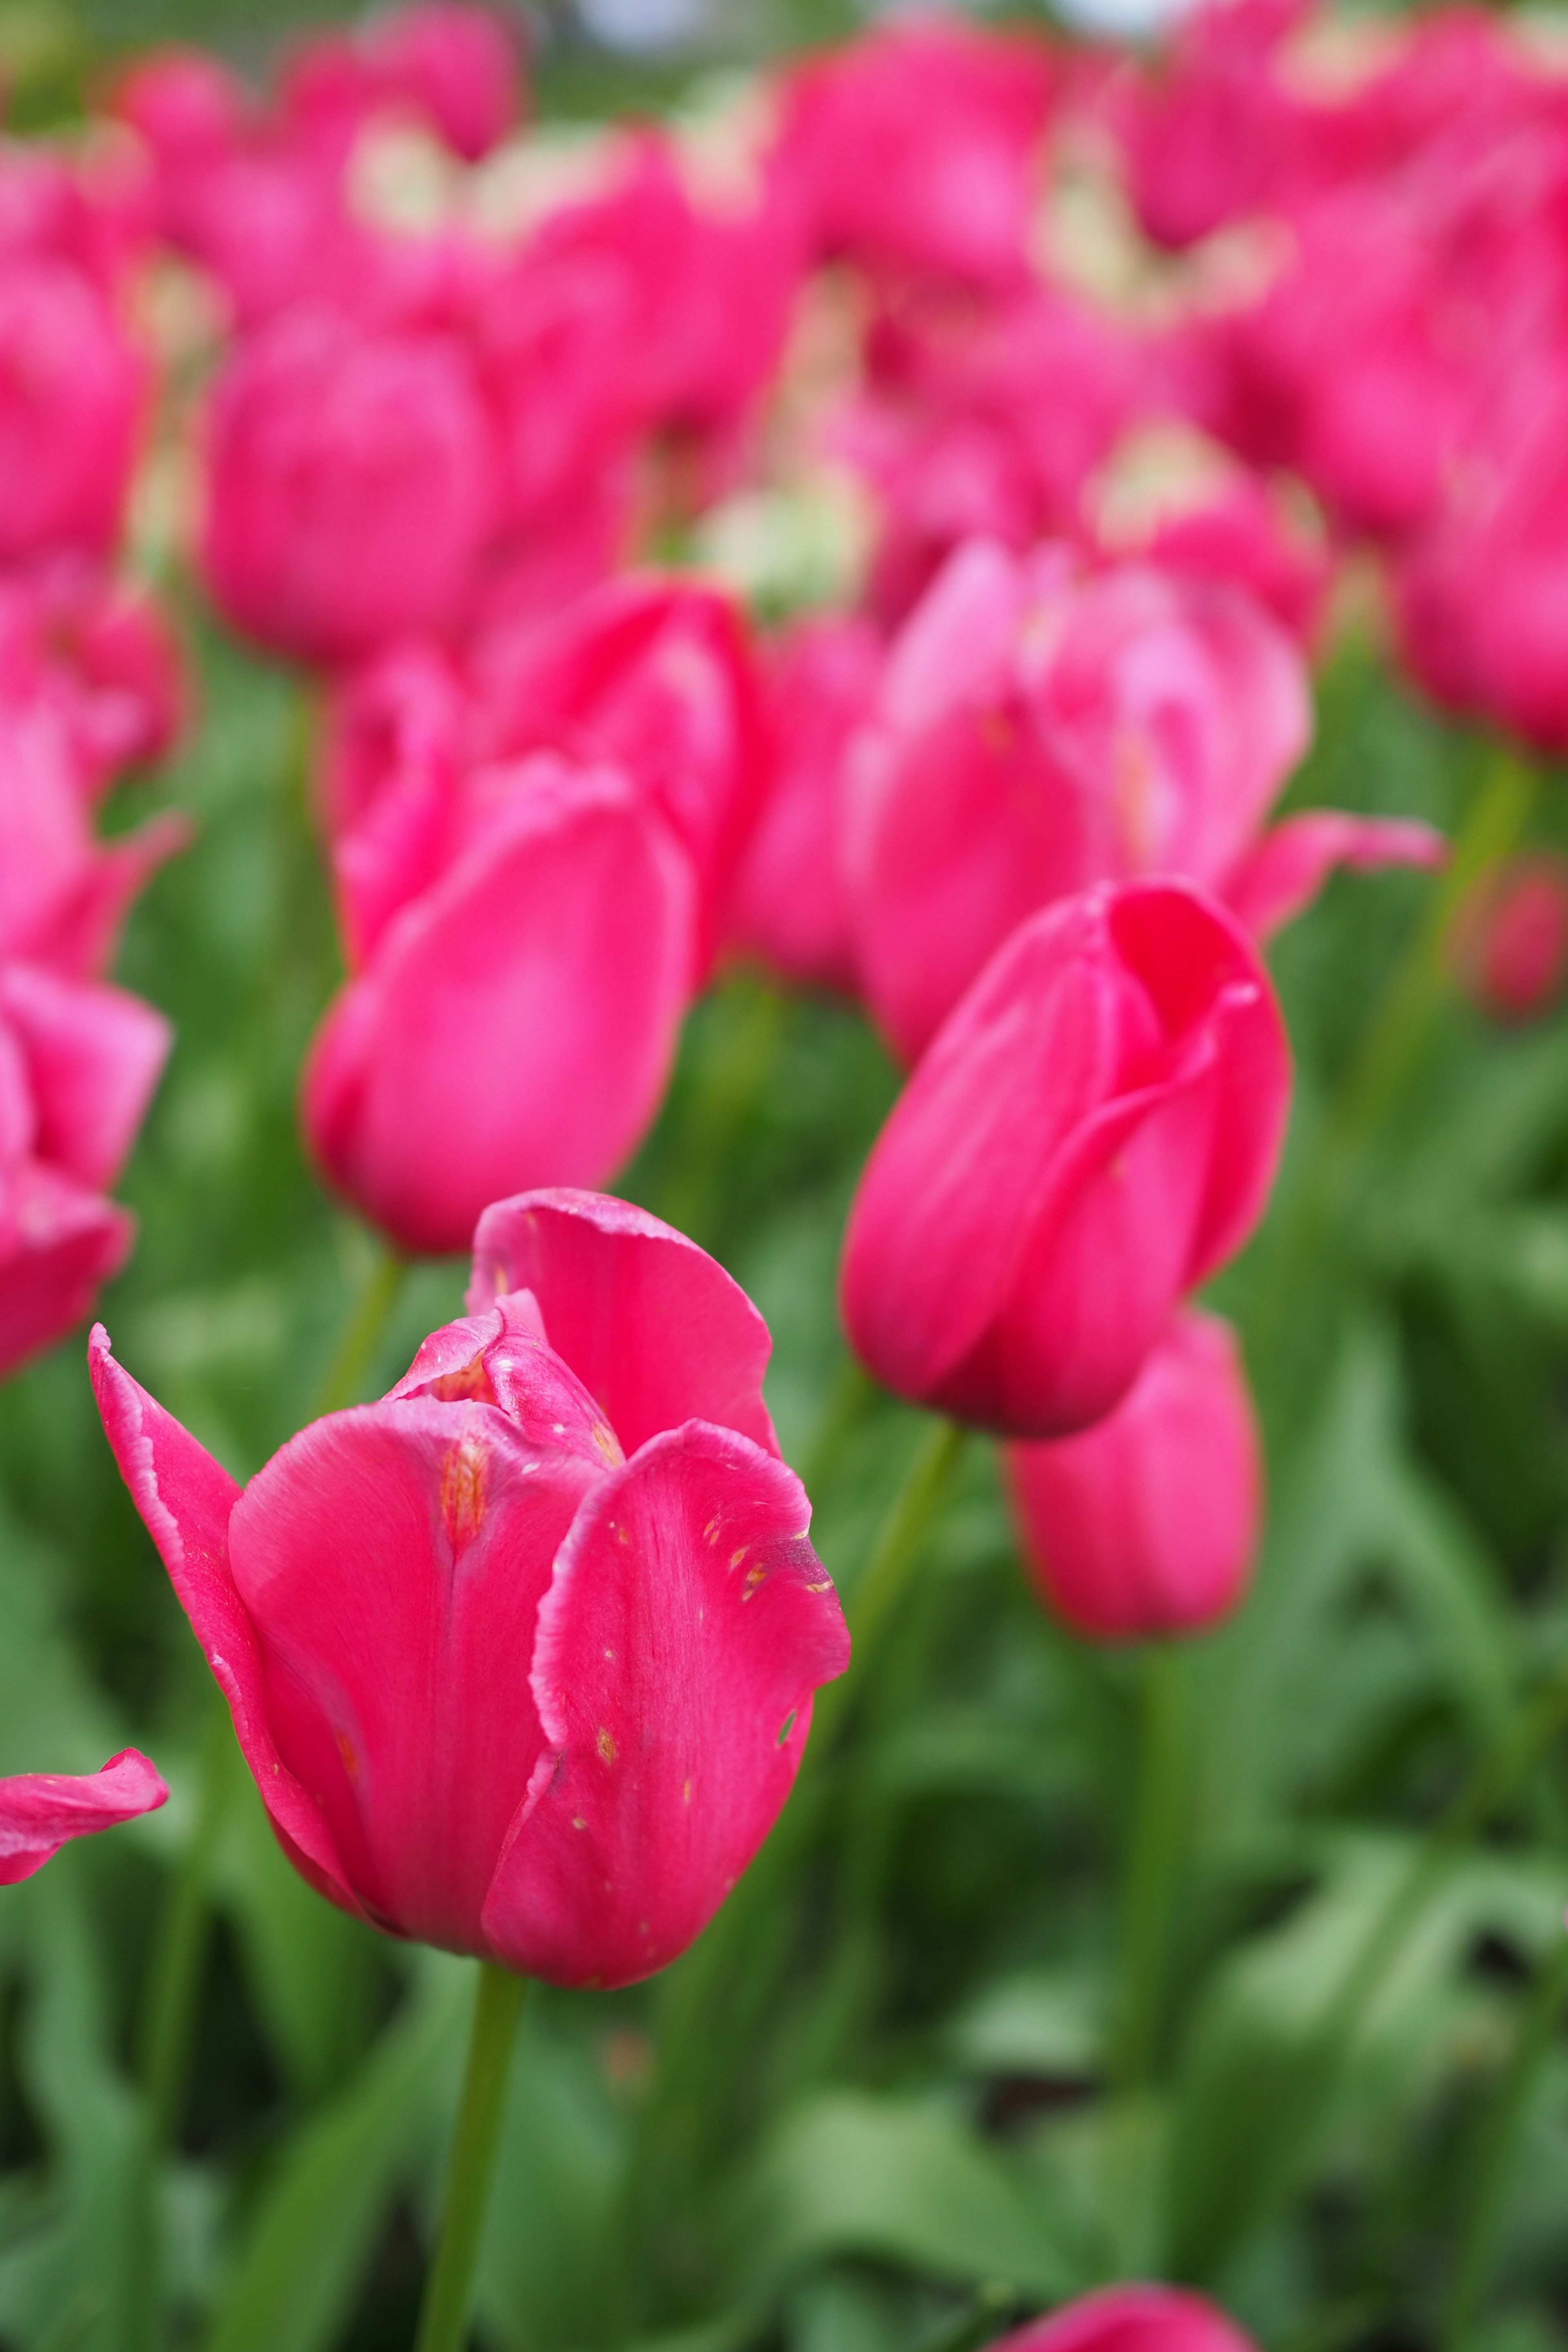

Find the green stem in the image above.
[
  {"left": 1112, "top": 1642, "right": 1189, "bottom": 2092},
  {"left": 1443, "top": 1931, "right": 1568, "bottom": 2350},
  {"left": 313, "top": 1235, "right": 407, "bottom": 1418},
  {"left": 795, "top": 1354, "right": 876, "bottom": 1500},
  {"left": 138, "top": 1695, "right": 236, "bottom": 2149},
  {"left": 414, "top": 1964, "right": 528, "bottom": 2352}
]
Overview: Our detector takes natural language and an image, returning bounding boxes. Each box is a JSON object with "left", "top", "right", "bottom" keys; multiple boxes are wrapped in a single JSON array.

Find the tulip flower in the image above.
[
  {"left": 987, "top": 2285, "right": 1258, "bottom": 2352},
  {"left": 283, "top": 4, "right": 523, "bottom": 165},
  {"left": 91, "top": 1190, "right": 849, "bottom": 1987},
  {"left": 0, "top": 255, "right": 145, "bottom": 568},
  {"left": 0, "top": 959, "right": 172, "bottom": 1379},
  {"left": 840, "top": 879, "right": 1290, "bottom": 1437},
  {"left": 304, "top": 754, "right": 695, "bottom": 1257},
  {"left": 846, "top": 538, "right": 1441, "bottom": 1062},
  {"left": 1451, "top": 854, "right": 1568, "bottom": 1023},
  {"left": 201, "top": 308, "right": 497, "bottom": 665},
  {"left": 0, "top": 1751, "right": 168, "bottom": 1885},
  {"left": 1007, "top": 1309, "right": 1262, "bottom": 1639}
]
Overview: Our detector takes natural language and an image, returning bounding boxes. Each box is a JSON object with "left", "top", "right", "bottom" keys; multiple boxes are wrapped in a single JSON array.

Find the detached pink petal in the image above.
[
  {"left": 0, "top": 964, "right": 170, "bottom": 1190},
  {"left": 0, "top": 1169, "right": 131, "bottom": 1378},
  {"left": 482, "top": 1423, "right": 849, "bottom": 1987},
  {"left": 1224, "top": 811, "right": 1449, "bottom": 940},
  {"left": 0, "top": 1750, "right": 168, "bottom": 1885},
  {"left": 88, "top": 1326, "right": 359, "bottom": 1916},
  {"left": 469, "top": 1189, "right": 779, "bottom": 1457}
]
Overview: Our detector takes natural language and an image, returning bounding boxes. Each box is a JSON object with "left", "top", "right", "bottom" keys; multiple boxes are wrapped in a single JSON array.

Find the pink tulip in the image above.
[
  {"left": 840, "top": 879, "right": 1290, "bottom": 1437},
  {"left": 1007, "top": 1308, "right": 1261, "bottom": 1640},
  {"left": 471, "top": 575, "right": 765, "bottom": 978},
  {"left": 0, "top": 565, "right": 187, "bottom": 795},
  {"left": 0, "top": 960, "right": 171, "bottom": 1378},
  {"left": 0, "top": 255, "right": 145, "bottom": 567},
  {"left": 724, "top": 615, "right": 882, "bottom": 994},
  {"left": 91, "top": 1192, "right": 849, "bottom": 1987},
  {"left": 201, "top": 308, "right": 497, "bottom": 664},
  {"left": 772, "top": 18, "right": 1055, "bottom": 289},
  {"left": 1129, "top": 479, "right": 1333, "bottom": 653},
  {"left": 284, "top": 5, "right": 523, "bottom": 165},
  {"left": 988, "top": 2285, "right": 1257, "bottom": 2352},
  {"left": 303, "top": 755, "right": 695, "bottom": 1257},
  {"left": 0, "top": 1751, "right": 168, "bottom": 1885},
  {"left": 1451, "top": 855, "right": 1568, "bottom": 1023}
]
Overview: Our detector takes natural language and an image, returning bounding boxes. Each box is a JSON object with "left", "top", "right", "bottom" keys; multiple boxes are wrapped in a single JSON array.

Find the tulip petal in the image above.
[
  {"left": 469, "top": 1189, "right": 779, "bottom": 1455},
  {"left": 227, "top": 1395, "right": 598, "bottom": 1954},
  {"left": 27, "top": 813, "right": 192, "bottom": 983},
  {"left": 88, "top": 1326, "right": 361, "bottom": 1916},
  {"left": 0, "top": 1749, "right": 168, "bottom": 1885},
  {"left": 1223, "top": 811, "right": 1449, "bottom": 940},
  {"left": 0, "top": 1169, "right": 131, "bottom": 1377},
  {"left": 0, "top": 964, "right": 171, "bottom": 1190},
  {"left": 303, "top": 762, "right": 696, "bottom": 1257},
  {"left": 481, "top": 1422, "right": 849, "bottom": 1988}
]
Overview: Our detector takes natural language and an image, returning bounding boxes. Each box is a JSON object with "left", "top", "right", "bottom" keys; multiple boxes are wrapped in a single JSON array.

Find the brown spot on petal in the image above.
[
  {"left": 592, "top": 1421, "right": 625, "bottom": 1466},
  {"left": 336, "top": 1728, "right": 360, "bottom": 1779},
  {"left": 430, "top": 1349, "right": 497, "bottom": 1404},
  {"left": 597, "top": 1726, "right": 617, "bottom": 1765},
  {"left": 441, "top": 1431, "right": 488, "bottom": 1550},
  {"left": 730, "top": 1548, "right": 746, "bottom": 1568}
]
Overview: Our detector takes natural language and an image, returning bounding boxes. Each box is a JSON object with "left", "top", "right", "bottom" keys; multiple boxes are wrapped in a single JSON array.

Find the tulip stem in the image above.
[
  {"left": 1443, "top": 1929, "right": 1568, "bottom": 2351},
  {"left": 139, "top": 1693, "right": 236, "bottom": 2149},
  {"left": 313, "top": 1234, "right": 407, "bottom": 1417},
  {"left": 1111, "top": 1640, "right": 1188, "bottom": 2093},
  {"left": 415, "top": 1963, "right": 527, "bottom": 2352}
]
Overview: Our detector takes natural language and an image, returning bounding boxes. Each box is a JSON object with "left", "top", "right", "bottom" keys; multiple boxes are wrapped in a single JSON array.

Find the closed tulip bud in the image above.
[
  {"left": 1452, "top": 854, "right": 1568, "bottom": 1024},
  {"left": 0, "top": 1751, "right": 168, "bottom": 1885},
  {"left": 988, "top": 2286, "right": 1258, "bottom": 2352},
  {"left": 1006, "top": 1309, "right": 1262, "bottom": 1640},
  {"left": 0, "top": 256, "right": 145, "bottom": 568},
  {"left": 201, "top": 310, "right": 497, "bottom": 666},
  {"left": 91, "top": 1192, "right": 849, "bottom": 1988},
  {"left": 840, "top": 879, "right": 1289, "bottom": 1437}
]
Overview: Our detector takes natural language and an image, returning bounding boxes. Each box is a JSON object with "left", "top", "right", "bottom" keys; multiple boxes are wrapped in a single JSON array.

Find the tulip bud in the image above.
[
  {"left": 987, "top": 2285, "right": 1258, "bottom": 2352},
  {"left": 91, "top": 1192, "right": 849, "bottom": 1988},
  {"left": 0, "top": 256, "right": 145, "bottom": 568},
  {"left": 0, "top": 1751, "right": 168, "bottom": 1884},
  {"left": 840, "top": 878, "right": 1290, "bottom": 1437},
  {"left": 1006, "top": 1309, "right": 1262, "bottom": 1640}
]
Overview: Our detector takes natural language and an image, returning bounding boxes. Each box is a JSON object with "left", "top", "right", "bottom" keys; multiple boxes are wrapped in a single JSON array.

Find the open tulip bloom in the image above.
[{"left": 91, "top": 1189, "right": 849, "bottom": 1988}]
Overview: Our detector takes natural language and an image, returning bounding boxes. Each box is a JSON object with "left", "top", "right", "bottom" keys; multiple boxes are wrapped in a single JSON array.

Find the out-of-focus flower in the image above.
[
  {"left": 304, "top": 755, "right": 696, "bottom": 1256},
  {"left": 771, "top": 17, "right": 1056, "bottom": 290},
  {"left": 0, "top": 568, "right": 187, "bottom": 794},
  {"left": 0, "top": 1751, "right": 168, "bottom": 1884},
  {"left": 1007, "top": 1307, "right": 1261, "bottom": 1639},
  {"left": 0, "top": 960, "right": 170, "bottom": 1379},
  {"left": 283, "top": 4, "right": 524, "bottom": 165},
  {"left": 1126, "top": 477, "right": 1334, "bottom": 652},
  {"left": 1451, "top": 853, "right": 1568, "bottom": 1023},
  {"left": 0, "top": 256, "right": 146, "bottom": 568},
  {"left": 471, "top": 573, "right": 765, "bottom": 977},
  {"left": 91, "top": 1192, "right": 849, "bottom": 1987},
  {"left": 724, "top": 614, "right": 881, "bottom": 994},
  {"left": 201, "top": 307, "right": 497, "bottom": 665},
  {"left": 840, "top": 878, "right": 1290, "bottom": 1437},
  {"left": 986, "top": 2285, "right": 1259, "bottom": 2352}
]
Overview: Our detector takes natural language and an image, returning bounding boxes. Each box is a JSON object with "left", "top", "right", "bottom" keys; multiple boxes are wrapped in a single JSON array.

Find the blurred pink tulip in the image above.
[
  {"left": 840, "top": 879, "right": 1290, "bottom": 1437},
  {"left": 1451, "top": 854, "right": 1568, "bottom": 1023},
  {"left": 303, "top": 755, "right": 695, "bottom": 1256},
  {"left": 0, "top": 960, "right": 170, "bottom": 1378},
  {"left": 988, "top": 2285, "right": 1258, "bottom": 2352},
  {"left": 1130, "top": 479, "right": 1333, "bottom": 652},
  {"left": 0, "top": 1751, "right": 168, "bottom": 1884},
  {"left": 284, "top": 5, "right": 523, "bottom": 164},
  {"left": 1007, "top": 1308, "right": 1262, "bottom": 1640},
  {"left": 91, "top": 1193, "right": 849, "bottom": 1987},
  {"left": 0, "top": 256, "right": 145, "bottom": 567},
  {"left": 201, "top": 308, "right": 496, "bottom": 664}
]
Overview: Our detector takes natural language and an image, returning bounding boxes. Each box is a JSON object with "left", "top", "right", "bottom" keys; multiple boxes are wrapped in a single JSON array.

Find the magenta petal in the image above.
[
  {"left": 481, "top": 1423, "right": 849, "bottom": 1987},
  {"left": 31, "top": 813, "right": 192, "bottom": 984},
  {"left": 0, "top": 1169, "right": 131, "bottom": 1377},
  {"left": 88, "top": 1327, "right": 360, "bottom": 1916},
  {"left": 303, "top": 762, "right": 696, "bottom": 1257},
  {"left": 227, "top": 1396, "right": 596, "bottom": 1953},
  {"left": 0, "top": 1749, "right": 168, "bottom": 1885},
  {"left": 1224, "top": 811, "right": 1449, "bottom": 940},
  {"left": 0, "top": 964, "right": 171, "bottom": 1189},
  {"left": 469, "top": 1189, "right": 780, "bottom": 1455}
]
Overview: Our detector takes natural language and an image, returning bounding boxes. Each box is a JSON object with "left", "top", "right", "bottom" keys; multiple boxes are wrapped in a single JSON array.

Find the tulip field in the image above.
[{"left": 10, "top": 3, "right": 1568, "bottom": 2350}]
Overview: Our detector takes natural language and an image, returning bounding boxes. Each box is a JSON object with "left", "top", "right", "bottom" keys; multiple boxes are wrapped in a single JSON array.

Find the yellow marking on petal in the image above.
[
  {"left": 603, "top": 1646, "right": 615, "bottom": 1661},
  {"left": 730, "top": 1547, "right": 746, "bottom": 1568},
  {"left": 682, "top": 1778, "right": 693, "bottom": 1805},
  {"left": 704, "top": 1517, "right": 721, "bottom": 1543},
  {"left": 592, "top": 1421, "right": 625, "bottom": 1466},
  {"left": 431, "top": 1349, "right": 495, "bottom": 1403},
  {"left": 572, "top": 1816, "right": 587, "bottom": 1830},
  {"left": 597, "top": 1726, "right": 617, "bottom": 1765},
  {"left": 440, "top": 1431, "right": 488, "bottom": 1549},
  {"left": 805, "top": 1579, "right": 832, "bottom": 1592},
  {"left": 336, "top": 1729, "right": 359, "bottom": 1779}
]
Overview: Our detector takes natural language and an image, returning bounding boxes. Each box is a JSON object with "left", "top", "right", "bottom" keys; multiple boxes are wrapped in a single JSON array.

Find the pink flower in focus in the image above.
[
  {"left": 724, "top": 615, "right": 882, "bottom": 994},
  {"left": 772, "top": 17, "right": 1056, "bottom": 290},
  {"left": 303, "top": 755, "right": 695, "bottom": 1257},
  {"left": 201, "top": 308, "right": 497, "bottom": 664},
  {"left": 91, "top": 1192, "right": 849, "bottom": 1987},
  {"left": 0, "top": 1751, "right": 168, "bottom": 1884},
  {"left": 987, "top": 2286, "right": 1258, "bottom": 2352},
  {"left": 1451, "top": 854, "right": 1568, "bottom": 1023},
  {"left": 0, "top": 256, "right": 145, "bottom": 568},
  {"left": 0, "top": 960, "right": 171, "bottom": 1378},
  {"left": 840, "top": 879, "right": 1290, "bottom": 1437},
  {"left": 1006, "top": 1307, "right": 1261, "bottom": 1640}
]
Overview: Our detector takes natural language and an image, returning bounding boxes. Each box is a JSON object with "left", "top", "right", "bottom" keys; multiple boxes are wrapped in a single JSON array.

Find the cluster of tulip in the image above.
[{"left": 2, "top": 0, "right": 1567, "bottom": 2341}]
